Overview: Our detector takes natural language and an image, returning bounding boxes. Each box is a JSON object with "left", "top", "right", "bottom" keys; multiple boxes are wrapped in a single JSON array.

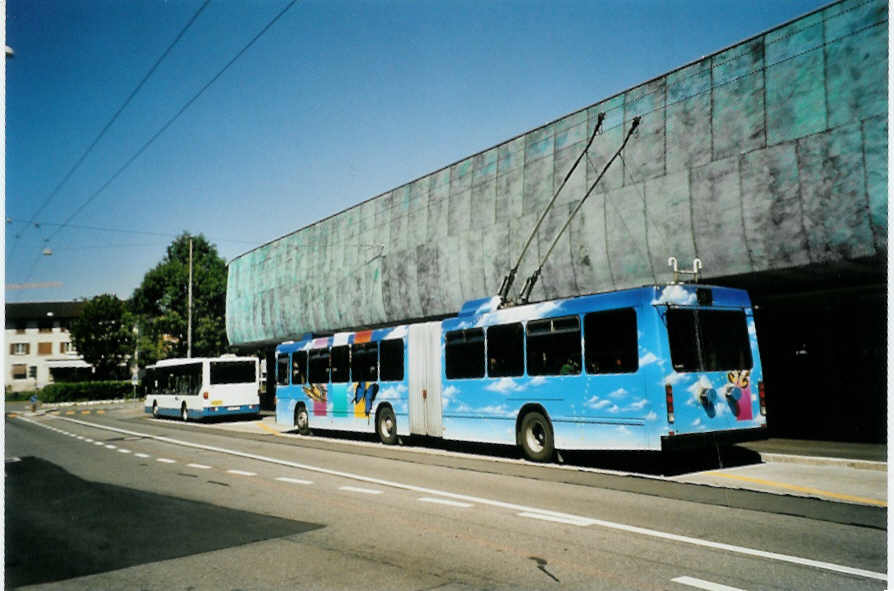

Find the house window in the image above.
[
  {"left": 28, "top": 366, "right": 37, "bottom": 378},
  {"left": 60, "top": 342, "right": 73, "bottom": 354},
  {"left": 10, "top": 343, "right": 29, "bottom": 356},
  {"left": 12, "top": 364, "right": 26, "bottom": 379},
  {"left": 38, "top": 342, "right": 52, "bottom": 355}
]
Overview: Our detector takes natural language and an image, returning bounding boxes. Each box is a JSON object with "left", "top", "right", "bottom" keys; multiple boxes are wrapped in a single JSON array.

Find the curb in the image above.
[{"left": 758, "top": 452, "right": 887, "bottom": 472}]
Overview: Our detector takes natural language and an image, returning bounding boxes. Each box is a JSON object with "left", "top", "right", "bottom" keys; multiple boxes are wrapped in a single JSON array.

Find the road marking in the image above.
[
  {"left": 187, "top": 463, "right": 212, "bottom": 470},
  {"left": 65, "top": 411, "right": 74, "bottom": 415},
  {"left": 93, "top": 441, "right": 104, "bottom": 446},
  {"left": 81, "top": 410, "right": 90, "bottom": 414},
  {"left": 709, "top": 472, "right": 886, "bottom": 507},
  {"left": 518, "top": 512, "right": 594, "bottom": 526},
  {"left": 671, "top": 576, "right": 746, "bottom": 591},
  {"left": 55, "top": 416, "right": 887, "bottom": 583},
  {"left": 84, "top": 438, "right": 94, "bottom": 442},
  {"left": 97, "top": 410, "right": 105, "bottom": 414},
  {"left": 276, "top": 477, "right": 313, "bottom": 485},
  {"left": 256, "top": 421, "right": 287, "bottom": 437},
  {"left": 104, "top": 445, "right": 117, "bottom": 450},
  {"left": 157, "top": 458, "right": 176, "bottom": 464},
  {"left": 340, "top": 486, "right": 382, "bottom": 495},
  {"left": 227, "top": 469, "right": 256, "bottom": 476},
  {"left": 418, "top": 497, "right": 473, "bottom": 508},
  {"left": 117, "top": 449, "right": 132, "bottom": 454},
  {"left": 76, "top": 436, "right": 84, "bottom": 440},
  {"left": 6, "top": 457, "right": 21, "bottom": 463},
  {"left": 135, "top": 453, "right": 150, "bottom": 459}
]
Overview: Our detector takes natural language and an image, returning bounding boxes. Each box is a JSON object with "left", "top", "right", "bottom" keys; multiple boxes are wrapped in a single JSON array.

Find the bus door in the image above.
[{"left": 408, "top": 322, "right": 443, "bottom": 437}]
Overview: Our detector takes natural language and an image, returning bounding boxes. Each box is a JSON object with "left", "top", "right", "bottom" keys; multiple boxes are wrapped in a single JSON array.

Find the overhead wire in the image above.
[
  {"left": 19, "top": 0, "right": 300, "bottom": 283},
  {"left": 12, "top": 0, "right": 211, "bottom": 259}
]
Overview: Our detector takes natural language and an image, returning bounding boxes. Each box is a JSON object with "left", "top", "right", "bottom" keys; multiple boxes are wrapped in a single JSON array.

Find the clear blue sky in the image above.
[{"left": 6, "top": 0, "right": 828, "bottom": 303}]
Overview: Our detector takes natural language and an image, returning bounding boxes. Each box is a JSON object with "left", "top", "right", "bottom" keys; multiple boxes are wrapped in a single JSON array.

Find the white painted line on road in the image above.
[
  {"left": 157, "top": 458, "right": 176, "bottom": 464},
  {"left": 104, "top": 445, "right": 117, "bottom": 450},
  {"left": 418, "top": 497, "right": 473, "bottom": 508},
  {"left": 227, "top": 469, "right": 256, "bottom": 476},
  {"left": 276, "top": 477, "right": 313, "bottom": 485},
  {"left": 134, "top": 453, "right": 150, "bottom": 459},
  {"left": 117, "top": 449, "right": 132, "bottom": 454},
  {"left": 518, "top": 512, "right": 594, "bottom": 526},
  {"left": 56, "top": 416, "right": 888, "bottom": 583},
  {"left": 671, "top": 576, "right": 746, "bottom": 591},
  {"left": 187, "top": 463, "right": 212, "bottom": 470},
  {"left": 84, "top": 438, "right": 94, "bottom": 442},
  {"left": 76, "top": 436, "right": 84, "bottom": 440},
  {"left": 6, "top": 457, "right": 21, "bottom": 463},
  {"left": 93, "top": 441, "right": 104, "bottom": 446},
  {"left": 340, "top": 486, "right": 382, "bottom": 495}
]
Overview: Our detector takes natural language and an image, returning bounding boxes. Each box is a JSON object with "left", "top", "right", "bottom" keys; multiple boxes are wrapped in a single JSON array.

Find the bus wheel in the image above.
[
  {"left": 520, "top": 411, "right": 554, "bottom": 462},
  {"left": 294, "top": 405, "right": 310, "bottom": 436},
  {"left": 152, "top": 402, "right": 159, "bottom": 419},
  {"left": 181, "top": 404, "right": 189, "bottom": 422},
  {"left": 376, "top": 406, "right": 398, "bottom": 445}
]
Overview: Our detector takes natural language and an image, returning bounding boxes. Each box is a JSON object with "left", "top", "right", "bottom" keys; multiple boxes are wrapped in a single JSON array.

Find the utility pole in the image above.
[{"left": 187, "top": 238, "right": 193, "bottom": 358}]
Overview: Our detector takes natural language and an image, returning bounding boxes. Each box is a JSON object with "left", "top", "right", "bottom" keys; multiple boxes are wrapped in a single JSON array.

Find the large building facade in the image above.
[{"left": 227, "top": 0, "right": 887, "bottom": 442}]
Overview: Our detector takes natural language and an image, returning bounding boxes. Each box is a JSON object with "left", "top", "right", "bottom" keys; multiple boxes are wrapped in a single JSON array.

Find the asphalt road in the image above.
[{"left": 5, "top": 410, "right": 887, "bottom": 590}]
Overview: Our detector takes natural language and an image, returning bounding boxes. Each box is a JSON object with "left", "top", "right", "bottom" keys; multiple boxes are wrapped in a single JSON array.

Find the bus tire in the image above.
[
  {"left": 152, "top": 401, "right": 159, "bottom": 419},
  {"left": 181, "top": 404, "right": 189, "bottom": 422},
  {"left": 519, "top": 410, "right": 554, "bottom": 462},
  {"left": 294, "top": 404, "right": 310, "bottom": 436},
  {"left": 376, "top": 406, "right": 398, "bottom": 445}
]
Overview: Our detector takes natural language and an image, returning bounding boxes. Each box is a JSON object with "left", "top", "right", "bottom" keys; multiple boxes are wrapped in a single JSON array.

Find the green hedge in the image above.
[
  {"left": 5, "top": 388, "right": 39, "bottom": 402},
  {"left": 39, "top": 381, "right": 134, "bottom": 403}
]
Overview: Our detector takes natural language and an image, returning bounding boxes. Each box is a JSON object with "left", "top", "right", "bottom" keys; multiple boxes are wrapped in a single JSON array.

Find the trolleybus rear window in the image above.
[
  {"left": 666, "top": 309, "right": 752, "bottom": 372},
  {"left": 210, "top": 360, "right": 256, "bottom": 385}
]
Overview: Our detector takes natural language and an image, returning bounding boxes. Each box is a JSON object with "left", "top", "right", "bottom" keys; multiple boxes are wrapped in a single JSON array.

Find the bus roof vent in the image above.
[{"left": 668, "top": 257, "right": 703, "bottom": 284}]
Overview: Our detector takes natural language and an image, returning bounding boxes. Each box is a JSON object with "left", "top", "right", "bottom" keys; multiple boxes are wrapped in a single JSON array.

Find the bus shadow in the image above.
[{"left": 303, "top": 429, "right": 762, "bottom": 477}]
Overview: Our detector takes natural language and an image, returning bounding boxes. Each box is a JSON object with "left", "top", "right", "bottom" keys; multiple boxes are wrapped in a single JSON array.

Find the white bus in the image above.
[{"left": 144, "top": 355, "right": 260, "bottom": 421}]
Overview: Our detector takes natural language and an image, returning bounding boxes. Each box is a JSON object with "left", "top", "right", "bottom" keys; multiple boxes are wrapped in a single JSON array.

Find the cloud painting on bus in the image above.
[{"left": 274, "top": 284, "right": 765, "bottom": 452}]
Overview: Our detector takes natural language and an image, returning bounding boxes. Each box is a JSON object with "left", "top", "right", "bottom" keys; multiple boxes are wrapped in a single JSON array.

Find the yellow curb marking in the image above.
[
  {"left": 711, "top": 472, "right": 886, "bottom": 507},
  {"left": 96, "top": 410, "right": 105, "bottom": 414},
  {"left": 81, "top": 410, "right": 91, "bottom": 414},
  {"left": 256, "top": 421, "right": 287, "bottom": 437},
  {"left": 65, "top": 411, "right": 75, "bottom": 415}
]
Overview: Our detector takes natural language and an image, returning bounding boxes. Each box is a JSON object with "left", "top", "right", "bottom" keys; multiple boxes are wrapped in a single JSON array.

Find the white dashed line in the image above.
[
  {"left": 135, "top": 453, "right": 150, "bottom": 459},
  {"left": 418, "top": 497, "right": 473, "bottom": 508},
  {"left": 104, "top": 445, "right": 117, "bottom": 450},
  {"left": 187, "top": 463, "right": 212, "bottom": 470},
  {"left": 671, "top": 576, "right": 747, "bottom": 591},
  {"left": 275, "top": 477, "right": 313, "bottom": 485},
  {"left": 340, "top": 486, "right": 382, "bottom": 495},
  {"left": 227, "top": 470, "right": 256, "bottom": 476},
  {"left": 157, "top": 458, "right": 176, "bottom": 464},
  {"left": 117, "top": 449, "right": 132, "bottom": 454},
  {"left": 518, "top": 512, "right": 595, "bottom": 527},
  {"left": 93, "top": 442, "right": 104, "bottom": 446}
]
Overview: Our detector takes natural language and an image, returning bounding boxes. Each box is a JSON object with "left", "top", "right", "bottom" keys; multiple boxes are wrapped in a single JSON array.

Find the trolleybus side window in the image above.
[
  {"left": 584, "top": 308, "right": 638, "bottom": 374},
  {"left": 380, "top": 339, "right": 404, "bottom": 381},
  {"left": 445, "top": 328, "right": 485, "bottom": 379},
  {"left": 210, "top": 360, "right": 256, "bottom": 384},
  {"left": 309, "top": 348, "right": 331, "bottom": 383},
  {"left": 291, "top": 350, "right": 307, "bottom": 384},
  {"left": 486, "top": 323, "right": 523, "bottom": 377},
  {"left": 351, "top": 342, "right": 378, "bottom": 381},
  {"left": 276, "top": 353, "right": 289, "bottom": 386},
  {"left": 666, "top": 309, "right": 753, "bottom": 372},
  {"left": 527, "top": 316, "right": 581, "bottom": 376},
  {"left": 331, "top": 345, "right": 349, "bottom": 383}
]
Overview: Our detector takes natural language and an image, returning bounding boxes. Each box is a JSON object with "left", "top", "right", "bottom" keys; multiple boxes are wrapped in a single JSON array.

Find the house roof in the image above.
[{"left": 6, "top": 301, "right": 86, "bottom": 322}]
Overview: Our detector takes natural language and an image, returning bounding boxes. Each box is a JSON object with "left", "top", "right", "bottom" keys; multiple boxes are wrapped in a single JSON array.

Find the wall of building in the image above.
[
  {"left": 227, "top": 0, "right": 887, "bottom": 348},
  {"left": 6, "top": 320, "right": 85, "bottom": 392}
]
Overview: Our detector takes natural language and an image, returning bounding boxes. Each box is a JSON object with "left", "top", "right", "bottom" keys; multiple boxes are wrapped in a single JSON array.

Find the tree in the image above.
[
  {"left": 130, "top": 233, "right": 230, "bottom": 364},
  {"left": 70, "top": 294, "right": 131, "bottom": 379}
]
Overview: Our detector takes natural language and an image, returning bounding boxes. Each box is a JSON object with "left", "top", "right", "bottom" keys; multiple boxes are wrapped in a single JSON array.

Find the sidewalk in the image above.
[{"left": 741, "top": 438, "right": 886, "bottom": 470}]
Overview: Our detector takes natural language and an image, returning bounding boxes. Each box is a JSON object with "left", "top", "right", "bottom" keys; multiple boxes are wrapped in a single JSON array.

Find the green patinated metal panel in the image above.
[{"left": 226, "top": 0, "right": 887, "bottom": 346}]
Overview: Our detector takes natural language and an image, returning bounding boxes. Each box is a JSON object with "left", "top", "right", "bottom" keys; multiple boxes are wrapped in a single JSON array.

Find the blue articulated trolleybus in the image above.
[
  {"left": 274, "top": 116, "right": 766, "bottom": 460},
  {"left": 274, "top": 282, "right": 766, "bottom": 461}
]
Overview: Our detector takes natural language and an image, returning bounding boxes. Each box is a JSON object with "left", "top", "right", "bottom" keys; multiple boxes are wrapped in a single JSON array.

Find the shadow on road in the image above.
[{"left": 5, "top": 457, "right": 323, "bottom": 588}]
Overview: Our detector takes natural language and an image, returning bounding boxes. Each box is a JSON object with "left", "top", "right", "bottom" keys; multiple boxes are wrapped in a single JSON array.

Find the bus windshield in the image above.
[
  {"left": 210, "top": 360, "right": 256, "bottom": 385},
  {"left": 666, "top": 309, "right": 752, "bottom": 372}
]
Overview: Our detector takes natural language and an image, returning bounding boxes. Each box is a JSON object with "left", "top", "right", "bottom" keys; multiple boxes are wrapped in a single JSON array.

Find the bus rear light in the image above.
[
  {"left": 203, "top": 391, "right": 209, "bottom": 400},
  {"left": 665, "top": 384, "right": 675, "bottom": 424},
  {"left": 758, "top": 381, "right": 766, "bottom": 416}
]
